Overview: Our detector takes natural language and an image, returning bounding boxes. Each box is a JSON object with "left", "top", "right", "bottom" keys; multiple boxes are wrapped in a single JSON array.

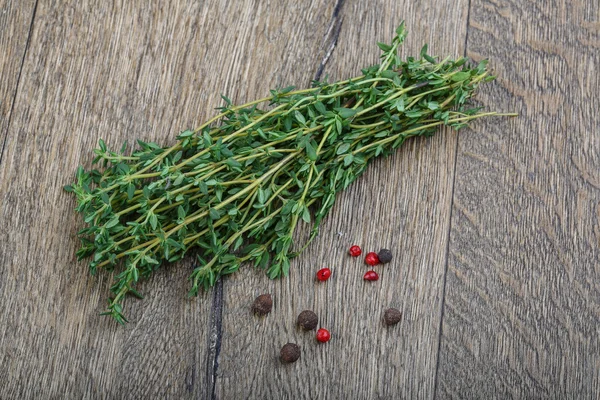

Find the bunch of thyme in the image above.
[{"left": 65, "top": 23, "right": 516, "bottom": 323}]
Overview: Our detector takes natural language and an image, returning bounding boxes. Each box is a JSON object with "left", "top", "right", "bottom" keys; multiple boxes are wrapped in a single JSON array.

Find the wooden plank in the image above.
[
  {"left": 0, "top": 1, "right": 298, "bottom": 398},
  {"left": 215, "top": 2, "right": 469, "bottom": 398},
  {"left": 0, "top": 0, "right": 36, "bottom": 162},
  {"left": 436, "top": 0, "right": 600, "bottom": 398}
]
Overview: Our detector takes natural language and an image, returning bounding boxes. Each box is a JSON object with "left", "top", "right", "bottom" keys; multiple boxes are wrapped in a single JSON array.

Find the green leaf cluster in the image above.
[{"left": 65, "top": 21, "right": 515, "bottom": 323}]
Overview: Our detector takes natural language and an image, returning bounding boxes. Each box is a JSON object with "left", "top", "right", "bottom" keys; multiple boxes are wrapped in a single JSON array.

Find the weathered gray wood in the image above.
[
  {"left": 215, "top": 1, "right": 470, "bottom": 398},
  {"left": 3, "top": 0, "right": 598, "bottom": 398},
  {"left": 436, "top": 0, "right": 600, "bottom": 398},
  {"left": 0, "top": 1, "right": 287, "bottom": 398},
  {"left": 0, "top": 0, "right": 36, "bottom": 163}
]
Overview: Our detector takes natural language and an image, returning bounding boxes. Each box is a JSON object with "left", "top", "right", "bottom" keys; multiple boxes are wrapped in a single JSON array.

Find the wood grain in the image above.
[
  {"left": 0, "top": 0, "right": 294, "bottom": 398},
  {"left": 0, "top": 0, "right": 36, "bottom": 163},
  {"left": 2, "top": 0, "right": 598, "bottom": 398},
  {"left": 215, "top": 1, "right": 470, "bottom": 398},
  {"left": 436, "top": 0, "right": 600, "bottom": 398}
]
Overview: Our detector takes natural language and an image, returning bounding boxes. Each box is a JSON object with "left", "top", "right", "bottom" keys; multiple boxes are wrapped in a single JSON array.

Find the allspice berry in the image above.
[
  {"left": 383, "top": 308, "right": 402, "bottom": 326},
  {"left": 378, "top": 248, "right": 393, "bottom": 264},
  {"left": 280, "top": 343, "right": 301, "bottom": 363},
  {"left": 252, "top": 294, "right": 273, "bottom": 316},
  {"left": 297, "top": 310, "right": 318, "bottom": 330}
]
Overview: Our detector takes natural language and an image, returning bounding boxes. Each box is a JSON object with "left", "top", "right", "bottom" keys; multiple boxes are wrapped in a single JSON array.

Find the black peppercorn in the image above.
[
  {"left": 378, "top": 248, "right": 393, "bottom": 264},
  {"left": 280, "top": 343, "right": 301, "bottom": 363},
  {"left": 252, "top": 294, "right": 273, "bottom": 316},
  {"left": 296, "top": 310, "right": 318, "bottom": 330},
  {"left": 383, "top": 308, "right": 402, "bottom": 326}
]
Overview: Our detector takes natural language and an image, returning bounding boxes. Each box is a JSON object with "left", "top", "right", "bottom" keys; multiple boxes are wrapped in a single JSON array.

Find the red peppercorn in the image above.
[
  {"left": 316, "top": 268, "right": 331, "bottom": 281},
  {"left": 316, "top": 328, "right": 331, "bottom": 343},
  {"left": 364, "top": 252, "right": 379, "bottom": 266},
  {"left": 349, "top": 245, "right": 362, "bottom": 257},
  {"left": 363, "top": 270, "right": 379, "bottom": 281}
]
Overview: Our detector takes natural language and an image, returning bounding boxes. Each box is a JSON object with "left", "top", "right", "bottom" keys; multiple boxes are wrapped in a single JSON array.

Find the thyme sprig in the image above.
[{"left": 65, "top": 23, "right": 516, "bottom": 324}]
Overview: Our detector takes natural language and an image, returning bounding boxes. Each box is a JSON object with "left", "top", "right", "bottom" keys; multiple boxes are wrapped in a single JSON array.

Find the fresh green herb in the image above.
[{"left": 65, "top": 22, "right": 516, "bottom": 324}]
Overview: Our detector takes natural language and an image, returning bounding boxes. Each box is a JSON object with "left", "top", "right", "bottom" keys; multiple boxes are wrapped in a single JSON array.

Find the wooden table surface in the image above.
[{"left": 1, "top": 1, "right": 598, "bottom": 398}]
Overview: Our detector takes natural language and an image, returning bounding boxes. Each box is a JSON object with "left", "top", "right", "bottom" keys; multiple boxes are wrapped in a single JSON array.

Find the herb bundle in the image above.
[{"left": 65, "top": 23, "right": 515, "bottom": 323}]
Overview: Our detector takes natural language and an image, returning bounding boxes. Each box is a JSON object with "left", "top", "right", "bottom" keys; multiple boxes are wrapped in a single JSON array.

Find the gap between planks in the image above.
[
  {"left": 0, "top": 0, "right": 39, "bottom": 166},
  {"left": 432, "top": 0, "right": 472, "bottom": 397},
  {"left": 203, "top": 1, "right": 347, "bottom": 398}
]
